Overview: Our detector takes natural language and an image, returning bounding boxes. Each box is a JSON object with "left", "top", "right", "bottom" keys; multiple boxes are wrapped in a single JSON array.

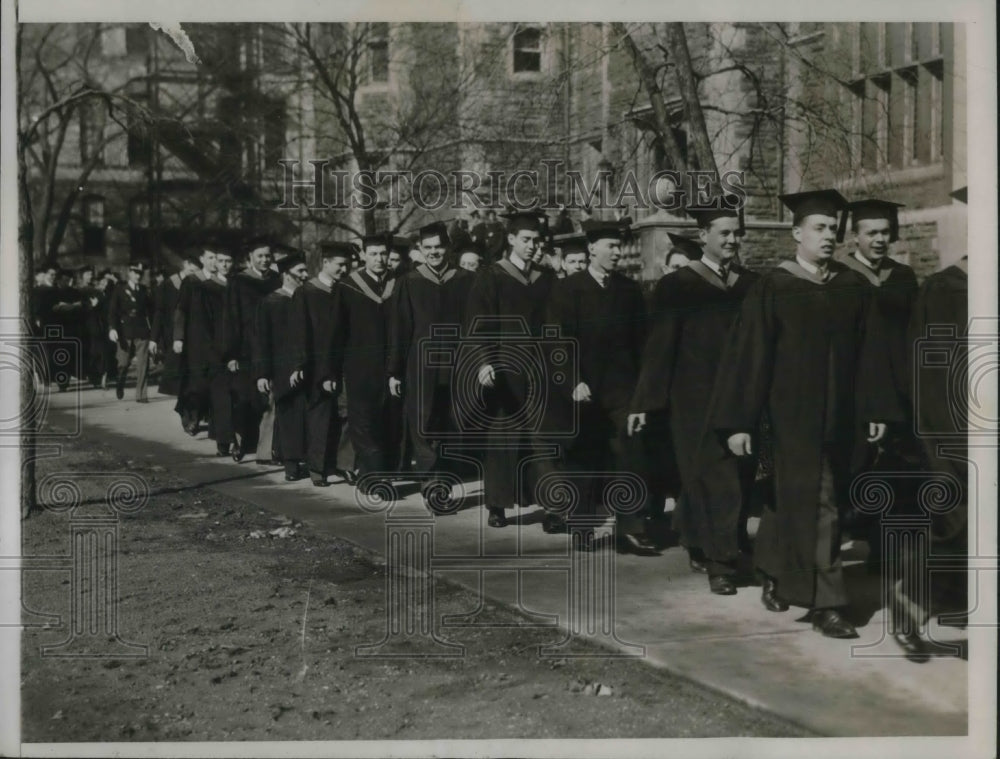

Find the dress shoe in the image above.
[
  {"left": 616, "top": 532, "right": 661, "bottom": 556},
  {"left": 810, "top": 608, "right": 858, "bottom": 639},
  {"left": 688, "top": 555, "right": 709, "bottom": 574},
  {"left": 182, "top": 422, "right": 198, "bottom": 436},
  {"left": 115, "top": 385, "right": 125, "bottom": 400},
  {"left": 231, "top": 443, "right": 245, "bottom": 462},
  {"left": 335, "top": 468, "right": 358, "bottom": 485},
  {"left": 284, "top": 471, "right": 306, "bottom": 482},
  {"left": 215, "top": 446, "right": 229, "bottom": 457},
  {"left": 892, "top": 630, "right": 930, "bottom": 662},
  {"left": 541, "top": 513, "right": 567, "bottom": 534},
  {"left": 761, "top": 579, "right": 789, "bottom": 612},
  {"left": 709, "top": 575, "right": 737, "bottom": 595},
  {"left": 311, "top": 478, "right": 330, "bottom": 488},
  {"left": 487, "top": 508, "right": 507, "bottom": 528}
]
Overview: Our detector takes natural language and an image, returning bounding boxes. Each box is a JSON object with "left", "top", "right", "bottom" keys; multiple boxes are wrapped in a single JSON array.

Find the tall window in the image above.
[
  {"left": 367, "top": 23, "right": 389, "bottom": 83},
  {"left": 79, "top": 99, "right": 106, "bottom": 166},
  {"left": 513, "top": 26, "right": 542, "bottom": 73},
  {"left": 82, "top": 195, "right": 106, "bottom": 257},
  {"left": 849, "top": 22, "right": 944, "bottom": 173}
]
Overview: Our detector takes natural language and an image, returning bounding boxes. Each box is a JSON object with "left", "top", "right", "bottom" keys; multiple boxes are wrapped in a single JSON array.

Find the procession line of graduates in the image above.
[{"left": 60, "top": 184, "right": 968, "bottom": 660}]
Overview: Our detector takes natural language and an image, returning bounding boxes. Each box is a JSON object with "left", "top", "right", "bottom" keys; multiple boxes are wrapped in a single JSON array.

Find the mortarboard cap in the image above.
[
  {"left": 128, "top": 261, "right": 146, "bottom": 272},
  {"left": 687, "top": 193, "right": 745, "bottom": 233},
  {"left": 554, "top": 232, "right": 588, "bottom": 256},
  {"left": 501, "top": 205, "right": 545, "bottom": 234},
  {"left": 837, "top": 198, "right": 905, "bottom": 243},
  {"left": 390, "top": 235, "right": 411, "bottom": 254},
  {"left": 277, "top": 252, "right": 306, "bottom": 273},
  {"left": 582, "top": 218, "right": 625, "bottom": 243},
  {"left": 950, "top": 186, "right": 967, "bottom": 204},
  {"left": 320, "top": 240, "right": 358, "bottom": 259},
  {"left": 667, "top": 232, "right": 703, "bottom": 261},
  {"left": 779, "top": 189, "right": 848, "bottom": 226},
  {"left": 361, "top": 232, "right": 392, "bottom": 250},
  {"left": 417, "top": 221, "right": 450, "bottom": 244}
]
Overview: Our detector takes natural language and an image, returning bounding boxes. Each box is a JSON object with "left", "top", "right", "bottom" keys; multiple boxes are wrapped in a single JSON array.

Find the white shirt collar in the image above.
[
  {"left": 509, "top": 251, "right": 529, "bottom": 272},
  {"left": 279, "top": 285, "right": 296, "bottom": 296},
  {"left": 588, "top": 265, "right": 609, "bottom": 288},
  {"left": 796, "top": 255, "right": 821, "bottom": 275},
  {"left": 318, "top": 271, "right": 335, "bottom": 288},
  {"left": 700, "top": 256, "right": 725, "bottom": 277},
  {"left": 853, "top": 250, "right": 878, "bottom": 270}
]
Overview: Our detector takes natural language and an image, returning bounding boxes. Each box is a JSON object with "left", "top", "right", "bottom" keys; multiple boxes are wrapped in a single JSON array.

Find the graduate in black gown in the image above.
[
  {"left": 191, "top": 250, "right": 234, "bottom": 456},
  {"left": 462, "top": 207, "right": 557, "bottom": 528},
  {"left": 173, "top": 249, "right": 216, "bottom": 434},
  {"left": 254, "top": 252, "right": 310, "bottom": 481},
  {"left": 332, "top": 233, "right": 401, "bottom": 493},
  {"left": 546, "top": 219, "right": 656, "bottom": 553},
  {"left": 289, "top": 242, "right": 355, "bottom": 487},
  {"left": 151, "top": 257, "right": 195, "bottom": 397},
  {"left": 892, "top": 186, "right": 970, "bottom": 659},
  {"left": 388, "top": 221, "right": 475, "bottom": 507},
  {"left": 221, "top": 236, "right": 281, "bottom": 460},
  {"left": 710, "top": 189, "right": 901, "bottom": 639},
  {"left": 628, "top": 199, "right": 759, "bottom": 592}
]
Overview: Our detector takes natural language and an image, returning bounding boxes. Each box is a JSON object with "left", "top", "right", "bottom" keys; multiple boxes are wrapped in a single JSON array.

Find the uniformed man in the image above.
[
  {"left": 546, "top": 219, "right": 657, "bottom": 553},
  {"left": 629, "top": 199, "right": 759, "bottom": 594},
  {"left": 173, "top": 247, "right": 216, "bottom": 435},
  {"left": 254, "top": 251, "right": 310, "bottom": 481},
  {"left": 289, "top": 241, "right": 355, "bottom": 487},
  {"left": 463, "top": 208, "right": 557, "bottom": 528},
  {"left": 711, "top": 189, "right": 900, "bottom": 638},
  {"left": 107, "top": 262, "right": 158, "bottom": 402},
  {"left": 388, "top": 221, "right": 475, "bottom": 508},
  {"left": 221, "top": 236, "right": 281, "bottom": 460}
]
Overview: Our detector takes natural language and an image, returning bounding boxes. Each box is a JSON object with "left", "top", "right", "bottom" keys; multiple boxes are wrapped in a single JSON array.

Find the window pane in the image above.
[
  {"left": 513, "top": 50, "right": 541, "bottom": 72},
  {"left": 513, "top": 27, "right": 542, "bottom": 72},
  {"left": 125, "top": 24, "right": 147, "bottom": 56},
  {"left": 914, "top": 66, "right": 932, "bottom": 164},
  {"left": 370, "top": 42, "right": 389, "bottom": 82},
  {"left": 888, "top": 73, "right": 905, "bottom": 168},
  {"left": 859, "top": 81, "right": 879, "bottom": 171}
]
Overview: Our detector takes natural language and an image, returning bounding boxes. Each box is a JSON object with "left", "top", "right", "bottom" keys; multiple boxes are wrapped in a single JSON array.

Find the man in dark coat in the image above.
[
  {"left": 107, "top": 262, "right": 158, "bottom": 402},
  {"left": 330, "top": 233, "right": 402, "bottom": 492},
  {"left": 629, "top": 201, "right": 759, "bottom": 593},
  {"left": 76, "top": 265, "right": 105, "bottom": 388},
  {"left": 471, "top": 209, "right": 506, "bottom": 264},
  {"left": 199, "top": 249, "right": 235, "bottom": 456},
  {"left": 172, "top": 248, "right": 216, "bottom": 434},
  {"left": 892, "top": 187, "right": 970, "bottom": 658},
  {"left": 546, "top": 219, "right": 656, "bottom": 553},
  {"left": 288, "top": 242, "right": 355, "bottom": 486},
  {"left": 463, "top": 208, "right": 557, "bottom": 528},
  {"left": 221, "top": 236, "right": 280, "bottom": 460},
  {"left": 833, "top": 199, "right": 921, "bottom": 554},
  {"left": 710, "top": 189, "right": 900, "bottom": 639},
  {"left": 388, "top": 221, "right": 475, "bottom": 506},
  {"left": 254, "top": 252, "right": 310, "bottom": 480},
  {"left": 152, "top": 256, "right": 198, "bottom": 397}
]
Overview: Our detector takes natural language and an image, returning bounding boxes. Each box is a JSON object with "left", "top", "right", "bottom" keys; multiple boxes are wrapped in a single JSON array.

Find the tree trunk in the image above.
[
  {"left": 665, "top": 23, "right": 720, "bottom": 178},
  {"left": 18, "top": 132, "right": 39, "bottom": 520},
  {"left": 612, "top": 23, "right": 688, "bottom": 175}
]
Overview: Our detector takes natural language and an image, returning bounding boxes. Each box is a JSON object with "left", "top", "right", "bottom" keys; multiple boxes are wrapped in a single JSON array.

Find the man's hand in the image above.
[
  {"left": 389, "top": 377, "right": 402, "bottom": 398},
  {"left": 173, "top": 340, "right": 183, "bottom": 354},
  {"left": 627, "top": 412, "right": 646, "bottom": 437},
  {"left": 257, "top": 378, "right": 271, "bottom": 394},
  {"left": 477, "top": 364, "right": 496, "bottom": 388},
  {"left": 867, "top": 422, "right": 887, "bottom": 443},
  {"left": 108, "top": 329, "right": 119, "bottom": 343},
  {"left": 227, "top": 359, "right": 238, "bottom": 372},
  {"left": 148, "top": 341, "right": 158, "bottom": 355},
  {"left": 290, "top": 370, "right": 303, "bottom": 388},
  {"left": 572, "top": 382, "right": 592, "bottom": 403},
  {"left": 727, "top": 433, "right": 752, "bottom": 457},
  {"left": 321, "top": 379, "right": 336, "bottom": 394}
]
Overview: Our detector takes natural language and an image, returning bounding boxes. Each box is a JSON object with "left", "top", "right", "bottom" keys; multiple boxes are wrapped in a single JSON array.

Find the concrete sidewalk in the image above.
[{"left": 42, "top": 385, "right": 968, "bottom": 737}]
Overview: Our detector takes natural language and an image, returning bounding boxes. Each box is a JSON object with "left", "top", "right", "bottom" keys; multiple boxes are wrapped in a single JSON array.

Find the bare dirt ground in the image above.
[{"left": 21, "top": 429, "right": 813, "bottom": 742}]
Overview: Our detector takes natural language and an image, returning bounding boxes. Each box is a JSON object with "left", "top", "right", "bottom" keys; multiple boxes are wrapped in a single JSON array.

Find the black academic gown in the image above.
[
  {"left": 254, "top": 287, "right": 305, "bottom": 464},
  {"left": 289, "top": 277, "right": 344, "bottom": 477},
  {"left": 387, "top": 264, "right": 474, "bottom": 476},
  {"left": 188, "top": 276, "right": 232, "bottom": 448},
  {"left": 173, "top": 271, "right": 211, "bottom": 410},
  {"left": 710, "top": 261, "right": 901, "bottom": 607},
  {"left": 907, "top": 262, "right": 968, "bottom": 544},
  {"left": 462, "top": 259, "right": 557, "bottom": 509},
  {"left": 222, "top": 267, "right": 280, "bottom": 448},
  {"left": 334, "top": 270, "right": 400, "bottom": 477},
  {"left": 152, "top": 273, "right": 184, "bottom": 395},
  {"left": 547, "top": 269, "right": 646, "bottom": 519},
  {"left": 630, "top": 261, "right": 758, "bottom": 563}
]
